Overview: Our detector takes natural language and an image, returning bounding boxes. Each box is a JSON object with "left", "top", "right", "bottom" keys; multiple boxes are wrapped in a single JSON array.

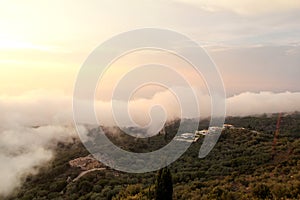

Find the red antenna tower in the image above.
[{"left": 272, "top": 113, "right": 282, "bottom": 157}]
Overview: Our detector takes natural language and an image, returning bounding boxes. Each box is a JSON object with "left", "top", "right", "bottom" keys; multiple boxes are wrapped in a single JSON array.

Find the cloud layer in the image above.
[
  {"left": 0, "top": 91, "right": 82, "bottom": 197},
  {"left": 0, "top": 125, "right": 79, "bottom": 197},
  {"left": 1, "top": 89, "right": 300, "bottom": 196},
  {"left": 179, "top": 0, "right": 300, "bottom": 15}
]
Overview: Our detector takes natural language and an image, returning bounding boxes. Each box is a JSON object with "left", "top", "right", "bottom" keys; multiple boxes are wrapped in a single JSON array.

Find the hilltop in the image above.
[{"left": 6, "top": 112, "right": 300, "bottom": 200}]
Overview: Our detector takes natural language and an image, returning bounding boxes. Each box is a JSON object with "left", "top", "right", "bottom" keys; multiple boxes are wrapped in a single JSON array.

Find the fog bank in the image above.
[{"left": 1, "top": 89, "right": 300, "bottom": 196}]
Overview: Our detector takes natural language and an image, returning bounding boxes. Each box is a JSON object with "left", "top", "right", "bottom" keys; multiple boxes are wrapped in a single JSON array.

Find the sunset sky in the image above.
[
  {"left": 1, "top": 1, "right": 300, "bottom": 196},
  {"left": 1, "top": 0, "right": 300, "bottom": 97}
]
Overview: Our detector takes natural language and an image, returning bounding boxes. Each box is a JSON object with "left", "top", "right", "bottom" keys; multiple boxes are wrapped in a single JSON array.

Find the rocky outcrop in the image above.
[{"left": 69, "top": 155, "right": 104, "bottom": 171}]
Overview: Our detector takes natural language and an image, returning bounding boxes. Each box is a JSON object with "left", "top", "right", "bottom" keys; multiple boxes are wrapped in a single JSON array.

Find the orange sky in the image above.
[{"left": 0, "top": 0, "right": 300, "bottom": 96}]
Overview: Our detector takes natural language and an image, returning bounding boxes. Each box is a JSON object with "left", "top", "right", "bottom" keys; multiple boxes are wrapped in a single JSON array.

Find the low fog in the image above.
[
  {"left": 1, "top": 89, "right": 300, "bottom": 197},
  {"left": 0, "top": 91, "right": 85, "bottom": 197}
]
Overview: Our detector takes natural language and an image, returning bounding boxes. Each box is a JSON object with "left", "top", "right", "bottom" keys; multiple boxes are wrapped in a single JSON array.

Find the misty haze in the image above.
[{"left": 1, "top": 1, "right": 300, "bottom": 200}]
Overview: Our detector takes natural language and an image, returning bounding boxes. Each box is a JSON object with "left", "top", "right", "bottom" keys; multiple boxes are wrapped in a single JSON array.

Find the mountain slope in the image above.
[{"left": 6, "top": 113, "right": 300, "bottom": 200}]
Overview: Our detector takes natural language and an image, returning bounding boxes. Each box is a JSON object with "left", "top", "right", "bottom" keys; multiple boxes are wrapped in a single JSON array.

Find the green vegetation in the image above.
[
  {"left": 6, "top": 112, "right": 300, "bottom": 200},
  {"left": 155, "top": 167, "right": 173, "bottom": 200}
]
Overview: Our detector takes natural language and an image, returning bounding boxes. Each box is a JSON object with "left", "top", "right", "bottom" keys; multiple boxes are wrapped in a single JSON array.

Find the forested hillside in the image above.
[{"left": 7, "top": 112, "right": 300, "bottom": 200}]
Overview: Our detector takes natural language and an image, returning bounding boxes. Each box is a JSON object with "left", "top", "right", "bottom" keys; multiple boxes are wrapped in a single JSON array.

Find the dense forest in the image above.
[{"left": 6, "top": 112, "right": 300, "bottom": 200}]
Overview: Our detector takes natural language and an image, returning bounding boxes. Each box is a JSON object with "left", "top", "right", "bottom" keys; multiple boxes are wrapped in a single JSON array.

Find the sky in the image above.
[
  {"left": 0, "top": 0, "right": 300, "bottom": 197},
  {"left": 0, "top": 0, "right": 300, "bottom": 96}
]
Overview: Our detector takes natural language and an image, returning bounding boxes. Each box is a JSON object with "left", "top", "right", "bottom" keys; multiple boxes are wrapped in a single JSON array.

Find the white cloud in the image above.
[
  {"left": 0, "top": 148, "right": 52, "bottom": 197},
  {"left": 0, "top": 91, "right": 85, "bottom": 197},
  {"left": 0, "top": 125, "right": 82, "bottom": 197},
  {"left": 1, "top": 89, "right": 300, "bottom": 196},
  {"left": 178, "top": 0, "right": 300, "bottom": 15},
  {"left": 227, "top": 91, "right": 300, "bottom": 116}
]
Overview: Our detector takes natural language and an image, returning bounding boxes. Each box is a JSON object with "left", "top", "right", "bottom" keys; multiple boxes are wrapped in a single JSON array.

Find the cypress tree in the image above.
[{"left": 155, "top": 167, "right": 173, "bottom": 200}]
